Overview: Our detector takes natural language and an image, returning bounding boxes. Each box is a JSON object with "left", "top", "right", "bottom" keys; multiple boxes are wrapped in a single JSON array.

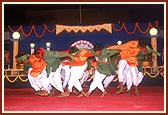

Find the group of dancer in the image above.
[{"left": 19, "top": 36, "right": 161, "bottom": 97}]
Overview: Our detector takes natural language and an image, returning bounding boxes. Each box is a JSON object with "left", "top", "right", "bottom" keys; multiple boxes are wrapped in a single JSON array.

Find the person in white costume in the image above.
[
  {"left": 20, "top": 53, "right": 53, "bottom": 96},
  {"left": 28, "top": 67, "right": 52, "bottom": 96},
  {"left": 79, "top": 70, "right": 90, "bottom": 87},
  {"left": 48, "top": 64, "right": 65, "bottom": 93},
  {"left": 60, "top": 46, "right": 94, "bottom": 97},
  {"left": 43, "top": 48, "right": 70, "bottom": 96},
  {"left": 82, "top": 45, "right": 119, "bottom": 97},
  {"left": 60, "top": 62, "right": 71, "bottom": 89}
]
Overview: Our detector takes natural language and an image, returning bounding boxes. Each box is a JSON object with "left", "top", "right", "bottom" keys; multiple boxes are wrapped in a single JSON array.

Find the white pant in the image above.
[
  {"left": 61, "top": 65, "right": 71, "bottom": 89},
  {"left": 103, "top": 74, "right": 115, "bottom": 88},
  {"left": 89, "top": 70, "right": 106, "bottom": 93},
  {"left": 68, "top": 62, "right": 87, "bottom": 92},
  {"left": 48, "top": 64, "right": 64, "bottom": 92},
  {"left": 80, "top": 70, "right": 90, "bottom": 85},
  {"left": 137, "top": 71, "right": 144, "bottom": 85},
  {"left": 103, "top": 67, "right": 132, "bottom": 90},
  {"left": 118, "top": 59, "right": 144, "bottom": 87},
  {"left": 28, "top": 67, "right": 52, "bottom": 93},
  {"left": 118, "top": 59, "right": 128, "bottom": 82},
  {"left": 123, "top": 64, "right": 132, "bottom": 90}
]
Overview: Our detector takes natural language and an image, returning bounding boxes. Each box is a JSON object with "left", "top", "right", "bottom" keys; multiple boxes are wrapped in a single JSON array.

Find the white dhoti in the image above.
[
  {"left": 129, "top": 66, "right": 139, "bottom": 86},
  {"left": 48, "top": 64, "right": 64, "bottom": 93},
  {"left": 123, "top": 64, "right": 132, "bottom": 90},
  {"left": 61, "top": 65, "right": 71, "bottom": 89},
  {"left": 118, "top": 59, "right": 144, "bottom": 88},
  {"left": 89, "top": 70, "right": 106, "bottom": 93},
  {"left": 118, "top": 59, "right": 128, "bottom": 82},
  {"left": 28, "top": 67, "right": 51, "bottom": 92},
  {"left": 103, "top": 74, "right": 115, "bottom": 88},
  {"left": 80, "top": 70, "right": 90, "bottom": 85},
  {"left": 137, "top": 71, "right": 144, "bottom": 85},
  {"left": 68, "top": 62, "right": 87, "bottom": 92}
]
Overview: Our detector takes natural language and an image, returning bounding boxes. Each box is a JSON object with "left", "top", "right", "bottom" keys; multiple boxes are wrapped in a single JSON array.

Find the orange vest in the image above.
[
  {"left": 70, "top": 49, "right": 94, "bottom": 66},
  {"left": 107, "top": 40, "right": 141, "bottom": 66},
  {"left": 29, "top": 55, "right": 46, "bottom": 77}
]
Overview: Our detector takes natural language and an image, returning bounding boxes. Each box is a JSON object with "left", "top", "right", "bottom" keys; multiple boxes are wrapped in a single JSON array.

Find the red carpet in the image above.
[{"left": 3, "top": 86, "right": 165, "bottom": 112}]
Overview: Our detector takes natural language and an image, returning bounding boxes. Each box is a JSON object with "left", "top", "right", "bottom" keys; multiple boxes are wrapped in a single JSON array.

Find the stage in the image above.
[{"left": 3, "top": 86, "right": 165, "bottom": 113}]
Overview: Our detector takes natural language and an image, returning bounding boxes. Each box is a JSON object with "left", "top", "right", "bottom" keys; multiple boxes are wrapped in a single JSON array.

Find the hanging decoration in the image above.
[
  {"left": 56, "top": 23, "right": 112, "bottom": 35},
  {"left": 8, "top": 21, "right": 158, "bottom": 38},
  {"left": 4, "top": 75, "right": 29, "bottom": 83},
  {"left": 4, "top": 66, "right": 163, "bottom": 83},
  {"left": 4, "top": 70, "right": 163, "bottom": 83},
  {"left": 8, "top": 24, "right": 56, "bottom": 38},
  {"left": 112, "top": 21, "right": 158, "bottom": 34}
]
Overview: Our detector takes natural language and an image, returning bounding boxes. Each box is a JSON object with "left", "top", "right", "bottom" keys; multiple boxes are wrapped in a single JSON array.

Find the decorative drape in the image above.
[
  {"left": 56, "top": 23, "right": 112, "bottom": 35},
  {"left": 7, "top": 21, "right": 163, "bottom": 67},
  {"left": 8, "top": 21, "right": 158, "bottom": 38}
]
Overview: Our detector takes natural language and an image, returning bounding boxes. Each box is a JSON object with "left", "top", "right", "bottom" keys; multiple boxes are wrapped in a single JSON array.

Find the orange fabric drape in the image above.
[
  {"left": 107, "top": 40, "right": 141, "bottom": 66},
  {"left": 70, "top": 49, "right": 94, "bottom": 66},
  {"left": 29, "top": 55, "right": 47, "bottom": 77}
]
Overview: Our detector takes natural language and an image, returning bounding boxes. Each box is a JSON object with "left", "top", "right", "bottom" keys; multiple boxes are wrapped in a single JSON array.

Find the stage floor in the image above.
[{"left": 2, "top": 86, "right": 165, "bottom": 113}]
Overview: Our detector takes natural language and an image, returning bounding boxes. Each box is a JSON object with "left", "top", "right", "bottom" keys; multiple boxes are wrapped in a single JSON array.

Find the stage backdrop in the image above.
[
  {"left": 8, "top": 22, "right": 164, "bottom": 67},
  {"left": 5, "top": 21, "right": 164, "bottom": 87}
]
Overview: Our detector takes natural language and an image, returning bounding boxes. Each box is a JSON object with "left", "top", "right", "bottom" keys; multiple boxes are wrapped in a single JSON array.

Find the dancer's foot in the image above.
[
  {"left": 101, "top": 91, "right": 107, "bottom": 97},
  {"left": 117, "top": 85, "right": 120, "bottom": 89},
  {"left": 134, "top": 86, "right": 139, "bottom": 96},
  {"left": 34, "top": 90, "right": 42, "bottom": 95},
  {"left": 82, "top": 91, "right": 90, "bottom": 97},
  {"left": 59, "top": 90, "right": 70, "bottom": 97},
  {"left": 58, "top": 94, "right": 66, "bottom": 98},
  {"left": 126, "top": 90, "right": 131, "bottom": 96},
  {"left": 38, "top": 90, "right": 49, "bottom": 96},
  {"left": 115, "top": 89, "right": 124, "bottom": 94},
  {"left": 77, "top": 93, "right": 84, "bottom": 98},
  {"left": 72, "top": 89, "right": 80, "bottom": 94},
  {"left": 135, "top": 90, "right": 139, "bottom": 96},
  {"left": 116, "top": 82, "right": 124, "bottom": 94},
  {"left": 49, "top": 89, "right": 55, "bottom": 96}
]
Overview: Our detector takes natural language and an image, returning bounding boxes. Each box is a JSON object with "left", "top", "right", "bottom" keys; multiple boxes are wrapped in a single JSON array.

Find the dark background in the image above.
[{"left": 4, "top": 3, "right": 164, "bottom": 28}]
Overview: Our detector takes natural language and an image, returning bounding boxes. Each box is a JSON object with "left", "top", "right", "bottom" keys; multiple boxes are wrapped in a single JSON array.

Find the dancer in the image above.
[
  {"left": 20, "top": 53, "right": 53, "bottom": 96},
  {"left": 60, "top": 46, "right": 94, "bottom": 97},
  {"left": 82, "top": 45, "right": 119, "bottom": 97},
  {"left": 103, "top": 52, "right": 121, "bottom": 89},
  {"left": 107, "top": 37, "right": 161, "bottom": 96},
  {"left": 43, "top": 48, "right": 70, "bottom": 95},
  {"left": 61, "top": 59, "right": 71, "bottom": 89}
]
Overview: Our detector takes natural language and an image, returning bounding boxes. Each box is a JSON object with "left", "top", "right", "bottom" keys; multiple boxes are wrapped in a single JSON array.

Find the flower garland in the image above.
[
  {"left": 143, "top": 66, "right": 164, "bottom": 78},
  {"left": 144, "top": 71, "right": 161, "bottom": 78},
  {"left": 8, "top": 24, "right": 55, "bottom": 38},
  {"left": 8, "top": 21, "right": 158, "bottom": 38},
  {"left": 4, "top": 70, "right": 163, "bottom": 83},
  {"left": 4, "top": 75, "right": 29, "bottom": 83},
  {"left": 4, "top": 66, "right": 164, "bottom": 83},
  {"left": 112, "top": 21, "right": 158, "bottom": 34}
]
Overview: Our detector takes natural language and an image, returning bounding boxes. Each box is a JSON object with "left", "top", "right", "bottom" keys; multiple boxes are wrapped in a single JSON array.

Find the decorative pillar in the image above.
[
  {"left": 46, "top": 42, "right": 51, "bottom": 51},
  {"left": 12, "top": 32, "right": 20, "bottom": 69},
  {"left": 30, "top": 43, "right": 35, "bottom": 54},
  {"left": 149, "top": 27, "right": 159, "bottom": 72}
]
